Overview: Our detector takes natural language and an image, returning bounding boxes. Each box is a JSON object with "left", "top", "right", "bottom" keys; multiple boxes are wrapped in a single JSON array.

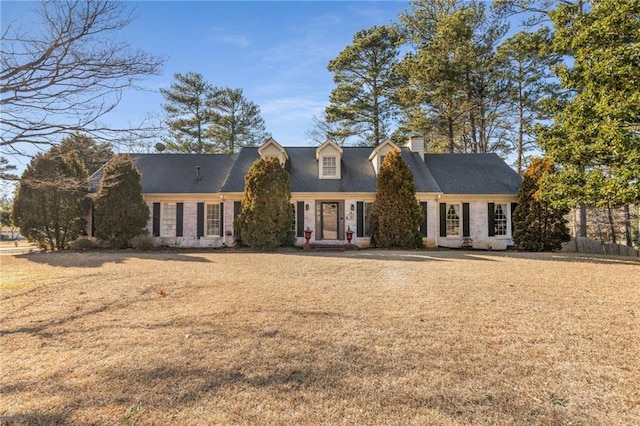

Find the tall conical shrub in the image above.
[
  {"left": 94, "top": 154, "right": 149, "bottom": 248},
  {"left": 235, "top": 157, "right": 294, "bottom": 249},
  {"left": 370, "top": 150, "right": 424, "bottom": 248}
]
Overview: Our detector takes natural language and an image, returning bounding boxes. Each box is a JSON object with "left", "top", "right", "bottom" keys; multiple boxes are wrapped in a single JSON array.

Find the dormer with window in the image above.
[
  {"left": 316, "top": 139, "right": 343, "bottom": 179},
  {"left": 258, "top": 137, "right": 288, "bottom": 166},
  {"left": 369, "top": 139, "right": 399, "bottom": 175}
]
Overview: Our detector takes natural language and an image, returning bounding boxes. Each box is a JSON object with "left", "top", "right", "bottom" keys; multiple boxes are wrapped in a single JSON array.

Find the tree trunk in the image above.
[
  {"left": 607, "top": 203, "right": 617, "bottom": 244},
  {"left": 517, "top": 72, "right": 524, "bottom": 175},
  {"left": 578, "top": 204, "right": 587, "bottom": 237},
  {"left": 447, "top": 117, "right": 455, "bottom": 153},
  {"left": 623, "top": 204, "right": 632, "bottom": 246}
]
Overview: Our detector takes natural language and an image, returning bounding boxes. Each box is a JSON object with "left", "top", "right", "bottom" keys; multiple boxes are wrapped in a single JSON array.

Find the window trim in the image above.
[
  {"left": 205, "top": 204, "right": 221, "bottom": 237},
  {"left": 321, "top": 156, "right": 337, "bottom": 178},
  {"left": 161, "top": 202, "right": 177, "bottom": 237},
  {"left": 446, "top": 203, "right": 461, "bottom": 237},
  {"left": 494, "top": 203, "right": 508, "bottom": 236}
]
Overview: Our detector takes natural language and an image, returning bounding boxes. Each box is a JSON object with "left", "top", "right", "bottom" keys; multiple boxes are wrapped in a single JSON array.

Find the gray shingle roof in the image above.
[
  {"left": 423, "top": 153, "right": 521, "bottom": 194},
  {"left": 221, "top": 147, "right": 442, "bottom": 193},
  {"left": 400, "top": 148, "right": 441, "bottom": 193},
  {"left": 90, "top": 154, "right": 235, "bottom": 194},
  {"left": 89, "top": 149, "right": 521, "bottom": 196}
]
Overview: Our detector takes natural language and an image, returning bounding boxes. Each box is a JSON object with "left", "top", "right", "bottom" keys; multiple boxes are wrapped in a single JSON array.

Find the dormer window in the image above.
[
  {"left": 316, "top": 139, "right": 343, "bottom": 179},
  {"left": 369, "top": 139, "right": 399, "bottom": 175},
  {"left": 323, "top": 156, "right": 337, "bottom": 176},
  {"left": 258, "top": 137, "right": 288, "bottom": 166}
]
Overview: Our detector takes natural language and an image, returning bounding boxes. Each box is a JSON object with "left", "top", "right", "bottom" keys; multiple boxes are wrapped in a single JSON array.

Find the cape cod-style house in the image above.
[{"left": 89, "top": 137, "right": 522, "bottom": 250}]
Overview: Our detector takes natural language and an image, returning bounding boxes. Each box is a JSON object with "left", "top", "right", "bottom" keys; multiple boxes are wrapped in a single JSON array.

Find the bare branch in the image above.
[{"left": 1, "top": 0, "right": 165, "bottom": 155}]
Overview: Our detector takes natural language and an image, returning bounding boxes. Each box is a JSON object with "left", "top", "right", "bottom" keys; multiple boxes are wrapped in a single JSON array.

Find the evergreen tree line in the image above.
[{"left": 160, "top": 72, "right": 270, "bottom": 154}]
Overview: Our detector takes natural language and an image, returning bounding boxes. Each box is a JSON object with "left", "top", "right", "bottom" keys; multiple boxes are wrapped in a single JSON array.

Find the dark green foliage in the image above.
[
  {"left": 161, "top": 73, "right": 270, "bottom": 154},
  {"left": 537, "top": 0, "right": 640, "bottom": 207},
  {"left": 11, "top": 149, "right": 89, "bottom": 250},
  {"left": 94, "top": 154, "right": 149, "bottom": 248},
  {"left": 57, "top": 133, "right": 114, "bottom": 176},
  {"left": 207, "top": 88, "right": 270, "bottom": 153},
  {"left": 513, "top": 157, "right": 570, "bottom": 251},
  {"left": 235, "top": 157, "right": 294, "bottom": 249},
  {"left": 161, "top": 72, "right": 216, "bottom": 153},
  {"left": 370, "top": 150, "right": 424, "bottom": 248},
  {"left": 326, "top": 25, "right": 402, "bottom": 146}
]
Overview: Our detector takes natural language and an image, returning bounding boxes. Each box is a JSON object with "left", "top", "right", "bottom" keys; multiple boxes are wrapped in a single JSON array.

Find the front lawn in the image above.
[{"left": 1, "top": 250, "right": 638, "bottom": 425}]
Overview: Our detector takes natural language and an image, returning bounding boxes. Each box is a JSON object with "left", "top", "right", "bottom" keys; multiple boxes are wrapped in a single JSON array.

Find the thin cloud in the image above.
[{"left": 261, "top": 96, "right": 326, "bottom": 123}]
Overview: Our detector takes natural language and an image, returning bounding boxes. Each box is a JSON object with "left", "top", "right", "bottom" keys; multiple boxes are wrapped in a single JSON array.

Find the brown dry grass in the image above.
[{"left": 1, "top": 249, "right": 639, "bottom": 425}]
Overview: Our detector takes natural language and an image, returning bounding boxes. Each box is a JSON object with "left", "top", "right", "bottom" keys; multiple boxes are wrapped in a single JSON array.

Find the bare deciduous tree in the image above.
[{"left": 1, "top": 0, "right": 164, "bottom": 155}]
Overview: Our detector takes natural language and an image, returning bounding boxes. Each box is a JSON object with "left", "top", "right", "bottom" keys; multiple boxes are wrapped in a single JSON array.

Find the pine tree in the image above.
[
  {"left": 496, "top": 28, "right": 560, "bottom": 175},
  {"left": 370, "top": 150, "right": 424, "bottom": 248},
  {"left": 11, "top": 150, "right": 89, "bottom": 250},
  {"left": 94, "top": 154, "right": 149, "bottom": 248},
  {"left": 537, "top": 0, "right": 640, "bottom": 207},
  {"left": 513, "top": 157, "right": 570, "bottom": 251},
  {"left": 235, "top": 157, "right": 293, "bottom": 249},
  {"left": 160, "top": 72, "right": 216, "bottom": 153},
  {"left": 207, "top": 88, "right": 270, "bottom": 153},
  {"left": 397, "top": 0, "right": 508, "bottom": 155},
  {"left": 326, "top": 25, "right": 402, "bottom": 146}
]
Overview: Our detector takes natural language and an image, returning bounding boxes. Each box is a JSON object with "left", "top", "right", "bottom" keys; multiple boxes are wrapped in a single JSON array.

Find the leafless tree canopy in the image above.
[{"left": 1, "top": 0, "right": 164, "bottom": 155}]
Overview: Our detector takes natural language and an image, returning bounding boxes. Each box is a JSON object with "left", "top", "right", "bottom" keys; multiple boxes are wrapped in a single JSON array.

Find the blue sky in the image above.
[{"left": 2, "top": 1, "right": 410, "bottom": 154}]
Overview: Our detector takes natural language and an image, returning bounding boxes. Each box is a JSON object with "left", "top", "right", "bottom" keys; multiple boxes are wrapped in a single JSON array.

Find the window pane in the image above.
[
  {"left": 206, "top": 204, "right": 220, "bottom": 236},
  {"left": 494, "top": 204, "right": 507, "bottom": 236},
  {"left": 446, "top": 204, "right": 460, "bottom": 236},
  {"left": 162, "top": 203, "right": 176, "bottom": 237},
  {"left": 323, "top": 156, "right": 336, "bottom": 176}
]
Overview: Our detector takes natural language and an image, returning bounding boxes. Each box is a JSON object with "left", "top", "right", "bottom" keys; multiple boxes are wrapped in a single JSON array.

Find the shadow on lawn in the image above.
[
  {"left": 278, "top": 248, "right": 498, "bottom": 262},
  {"left": 0, "top": 329, "right": 583, "bottom": 425},
  {"left": 299, "top": 249, "right": 640, "bottom": 266},
  {"left": 0, "top": 411, "right": 70, "bottom": 426},
  {"left": 14, "top": 250, "right": 213, "bottom": 268}
]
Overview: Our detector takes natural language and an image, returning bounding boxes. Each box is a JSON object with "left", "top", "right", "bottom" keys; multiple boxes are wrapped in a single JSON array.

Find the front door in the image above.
[{"left": 321, "top": 202, "right": 338, "bottom": 240}]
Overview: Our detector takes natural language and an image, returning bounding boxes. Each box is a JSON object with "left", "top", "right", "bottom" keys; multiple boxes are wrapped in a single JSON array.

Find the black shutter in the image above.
[
  {"left": 219, "top": 203, "right": 224, "bottom": 237},
  {"left": 511, "top": 202, "right": 518, "bottom": 235},
  {"left": 152, "top": 202, "right": 160, "bottom": 237},
  {"left": 420, "top": 202, "right": 428, "bottom": 237},
  {"left": 90, "top": 202, "right": 96, "bottom": 237},
  {"left": 296, "top": 201, "right": 305, "bottom": 238},
  {"left": 462, "top": 203, "right": 470, "bottom": 237},
  {"left": 176, "top": 203, "right": 183, "bottom": 237},
  {"left": 439, "top": 203, "right": 447, "bottom": 237},
  {"left": 197, "top": 202, "right": 204, "bottom": 238},
  {"left": 488, "top": 203, "right": 495, "bottom": 237},
  {"left": 356, "top": 201, "right": 364, "bottom": 238}
]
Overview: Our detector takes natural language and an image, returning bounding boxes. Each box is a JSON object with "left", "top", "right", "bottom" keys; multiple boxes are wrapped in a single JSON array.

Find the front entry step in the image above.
[{"left": 308, "top": 243, "right": 357, "bottom": 252}]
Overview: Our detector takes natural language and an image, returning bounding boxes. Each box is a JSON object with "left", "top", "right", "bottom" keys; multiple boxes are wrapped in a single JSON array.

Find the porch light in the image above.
[{"left": 305, "top": 204, "right": 310, "bottom": 211}]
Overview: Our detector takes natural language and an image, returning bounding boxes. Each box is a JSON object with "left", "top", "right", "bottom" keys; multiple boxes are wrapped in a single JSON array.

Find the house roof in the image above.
[
  {"left": 423, "top": 153, "right": 522, "bottom": 194},
  {"left": 222, "top": 147, "right": 380, "bottom": 193},
  {"left": 89, "top": 148, "right": 520, "bottom": 196},
  {"left": 90, "top": 154, "right": 235, "bottom": 194},
  {"left": 400, "top": 148, "right": 441, "bottom": 193}
]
